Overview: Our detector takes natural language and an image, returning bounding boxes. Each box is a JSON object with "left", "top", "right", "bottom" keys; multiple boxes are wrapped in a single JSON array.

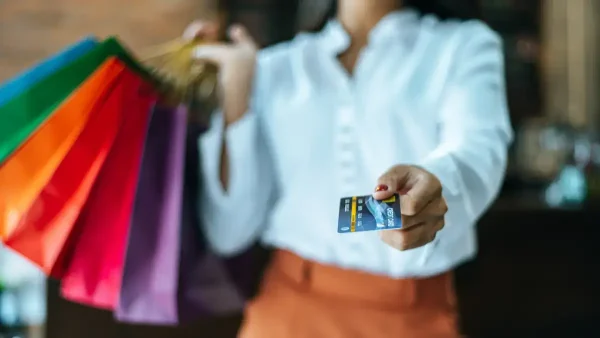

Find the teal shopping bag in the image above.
[
  {"left": 0, "top": 36, "right": 98, "bottom": 107},
  {"left": 0, "top": 36, "right": 153, "bottom": 165}
]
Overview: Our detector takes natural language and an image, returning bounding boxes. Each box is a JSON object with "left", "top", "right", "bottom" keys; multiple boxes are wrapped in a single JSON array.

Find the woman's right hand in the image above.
[{"left": 184, "top": 21, "right": 258, "bottom": 126}]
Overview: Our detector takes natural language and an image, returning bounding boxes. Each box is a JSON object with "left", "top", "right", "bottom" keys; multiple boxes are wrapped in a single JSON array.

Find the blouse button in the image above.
[
  {"left": 338, "top": 107, "right": 354, "bottom": 126},
  {"left": 338, "top": 150, "right": 354, "bottom": 164}
]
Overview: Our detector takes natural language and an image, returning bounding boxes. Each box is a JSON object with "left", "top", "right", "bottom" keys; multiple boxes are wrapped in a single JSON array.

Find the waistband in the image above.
[{"left": 267, "top": 250, "right": 456, "bottom": 310}]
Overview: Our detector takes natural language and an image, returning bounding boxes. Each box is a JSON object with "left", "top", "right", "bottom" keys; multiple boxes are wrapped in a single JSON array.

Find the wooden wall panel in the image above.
[
  {"left": 0, "top": 0, "right": 207, "bottom": 81},
  {"left": 0, "top": 0, "right": 298, "bottom": 81}
]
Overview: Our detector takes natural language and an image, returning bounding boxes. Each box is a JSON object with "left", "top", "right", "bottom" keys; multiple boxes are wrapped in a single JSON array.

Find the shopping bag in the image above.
[
  {"left": 115, "top": 109, "right": 245, "bottom": 325},
  {"left": 4, "top": 60, "right": 130, "bottom": 275},
  {"left": 177, "top": 124, "right": 247, "bottom": 322},
  {"left": 115, "top": 104, "right": 187, "bottom": 324},
  {"left": 0, "top": 36, "right": 98, "bottom": 107},
  {"left": 0, "top": 36, "right": 151, "bottom": 165},
  {"left": 0, "top": 58, "right": 125, "bottom": 241},
  {"left": 180, "top": 125, "right": 269, "bottom": 314},
  {"left": 60, "top": 71, "right": 157, "bottom": 309}
]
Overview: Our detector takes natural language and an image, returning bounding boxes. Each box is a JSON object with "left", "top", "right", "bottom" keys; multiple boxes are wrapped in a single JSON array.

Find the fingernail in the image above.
[{"left": 375, "top": 184, "right": 388, "bottom": 192}]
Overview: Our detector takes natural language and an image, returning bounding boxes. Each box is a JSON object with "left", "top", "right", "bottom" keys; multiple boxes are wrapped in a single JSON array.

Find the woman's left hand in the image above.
[{"left": 373, "top": 165, "right": 447, "bottom": 251}]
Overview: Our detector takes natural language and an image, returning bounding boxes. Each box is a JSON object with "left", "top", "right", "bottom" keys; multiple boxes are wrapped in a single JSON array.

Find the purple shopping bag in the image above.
[
  {"left": 115, "top": 103, "right": 185, "bottom": 323},
  {"left": 176, "top": 123, "right": 249, "bottom": 323},
  {"left": 115, "top": 104, "right": 245, "bottom": 325}
]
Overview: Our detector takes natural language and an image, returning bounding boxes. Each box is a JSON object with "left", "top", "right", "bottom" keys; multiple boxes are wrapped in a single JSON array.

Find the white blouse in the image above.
[{"left": 199, "top": 9, "right": 513, "bottom": 278}]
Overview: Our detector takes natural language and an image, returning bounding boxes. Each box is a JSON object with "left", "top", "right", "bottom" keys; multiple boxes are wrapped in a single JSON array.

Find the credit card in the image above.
[{"left": 337, "top": 194, "right": 402, "bottom": 233}]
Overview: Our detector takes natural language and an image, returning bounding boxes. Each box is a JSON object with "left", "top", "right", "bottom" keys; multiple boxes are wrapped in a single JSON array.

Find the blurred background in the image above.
[{"left": 1, "top": 0, "right": 600, "bottom": 337}]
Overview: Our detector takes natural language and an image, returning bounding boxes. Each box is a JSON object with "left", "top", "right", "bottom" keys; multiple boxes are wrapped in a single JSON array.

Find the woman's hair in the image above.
[{"left": 311, "top": 0, "right": 482, "bottom": 31}]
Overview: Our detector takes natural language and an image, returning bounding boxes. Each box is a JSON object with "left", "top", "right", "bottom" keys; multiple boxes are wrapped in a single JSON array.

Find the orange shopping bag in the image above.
[
  {"left": 4, "top": 59, "right": 130, "bottom": 275},
  {"left": 60, "top": 70, "right": 157, "bottom": 309},
  {"left": 0, "top": 58, "right": 126, "bottom": 241}
]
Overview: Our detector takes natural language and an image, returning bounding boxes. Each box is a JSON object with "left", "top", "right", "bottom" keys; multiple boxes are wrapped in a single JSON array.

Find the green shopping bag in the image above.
[{"left": 0, "top": 37, "right": 152, "bottom": 164}]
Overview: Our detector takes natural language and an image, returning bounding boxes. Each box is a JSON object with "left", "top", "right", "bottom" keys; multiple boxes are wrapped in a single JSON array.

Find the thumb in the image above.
[
  {"left": 374, "top": 165, "right": 440, "bottom": 215},
  {"left": 373, "top": 165, "right": 412, "bottom": 201}
]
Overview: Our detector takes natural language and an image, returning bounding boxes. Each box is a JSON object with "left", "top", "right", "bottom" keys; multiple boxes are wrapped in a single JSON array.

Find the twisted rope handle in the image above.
[{"left": 139, "top": 38, "right": 219, "bottom": 107}]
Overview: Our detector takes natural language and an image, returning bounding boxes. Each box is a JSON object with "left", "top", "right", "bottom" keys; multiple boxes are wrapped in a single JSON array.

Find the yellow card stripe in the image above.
[
  {"left": 350, "top": 196, "right": 357, "bottom": 232},
  {"left": 383, "top": 195, "right": 396, "bottom": 203}
]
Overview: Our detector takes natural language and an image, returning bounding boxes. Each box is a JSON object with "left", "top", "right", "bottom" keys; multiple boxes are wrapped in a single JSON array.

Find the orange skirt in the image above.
[{"left": 239, "top": 250, "right": 461, "bottom": 338}]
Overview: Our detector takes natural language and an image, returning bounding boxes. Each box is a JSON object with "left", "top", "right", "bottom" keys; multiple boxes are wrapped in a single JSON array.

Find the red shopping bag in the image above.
[
  {"left": 4, "top": 59, "right": 129, "bottom": 276},
  {"left": 0, "top": 58, "right": 124, "bottom": 241},
  {"left": 60, "top": 69, "right": 157, "bottom": 309}
]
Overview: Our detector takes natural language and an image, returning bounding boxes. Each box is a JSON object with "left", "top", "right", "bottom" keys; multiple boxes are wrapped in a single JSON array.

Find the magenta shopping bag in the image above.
[{"left": 115, "top": 105, "right": 244, "bottom": 325}]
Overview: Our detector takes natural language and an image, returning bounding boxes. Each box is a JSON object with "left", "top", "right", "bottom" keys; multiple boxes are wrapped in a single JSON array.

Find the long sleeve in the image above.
[
  {"left": 198, "top": 57, "right": 277, "bottom": 257},
  {"left": 419, "top": 22, "right": 513, "bottom": 239}
]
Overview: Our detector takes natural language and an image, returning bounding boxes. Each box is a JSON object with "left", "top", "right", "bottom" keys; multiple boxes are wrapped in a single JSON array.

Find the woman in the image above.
[{"left": 188, "top": 0, "right": 512, "bottom": 336}]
